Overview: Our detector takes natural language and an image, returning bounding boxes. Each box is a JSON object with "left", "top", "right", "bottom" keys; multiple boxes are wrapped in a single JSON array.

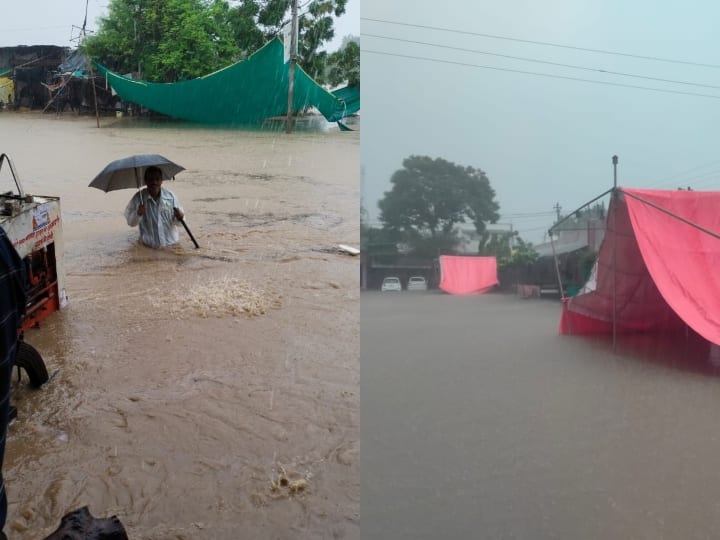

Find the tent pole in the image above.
[{"left": 612, "top": 155, "right": 618, "bottom": 353}]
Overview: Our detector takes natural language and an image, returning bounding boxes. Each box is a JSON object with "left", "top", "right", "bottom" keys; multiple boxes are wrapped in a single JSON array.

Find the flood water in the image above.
[
  {"left": 362, "top": 291, "right": 720, "bottom": 540},
  {"left": 0, "top": 112, "right": 359, "bottom": 539}
]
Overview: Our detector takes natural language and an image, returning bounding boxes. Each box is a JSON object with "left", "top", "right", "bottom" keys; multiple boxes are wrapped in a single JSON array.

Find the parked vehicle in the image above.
[
  {"left": 407, "top": 276, "right": 428, "bottom": 291},
  {"left": 0, "top": 153, "right": 61, "bottom": 388},
  {"left": 381, "top": 276, "right": 402, "bottom": 292}
]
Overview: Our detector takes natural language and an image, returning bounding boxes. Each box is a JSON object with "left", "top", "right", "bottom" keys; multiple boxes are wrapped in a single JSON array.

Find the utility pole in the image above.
[
  {"left": 285, "top": 0, "right": 298, "bottom": 134},
  {"left": 81, "top": 0, "right": 100, "bottom": 128},
  {"left": 553, "top": 202, "right": 562, "bottom": 222}
]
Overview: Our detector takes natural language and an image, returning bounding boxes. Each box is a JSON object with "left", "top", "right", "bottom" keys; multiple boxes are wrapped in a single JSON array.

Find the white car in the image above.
[
  {"left": 381, "top": 276, "right": 402, "bottom": 292},
  {"left": 407, "top": 276, "right": 428, "bottom": 291}
]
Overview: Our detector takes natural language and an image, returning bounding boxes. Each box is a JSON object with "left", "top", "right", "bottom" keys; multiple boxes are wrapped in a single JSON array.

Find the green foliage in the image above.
[
  {"left": 511, "top": 236, "right": 539, "bottom": 264},
  {"left": 479, "top": 231, "right": 513, "bottom": 261},
  {"left": 479, "top": 231, "right": 538, "bottom": 272},
  {"left": 86, "top": 0, "right": 355, "bottom": 85},
  {"left": 226, "top": 0, "right": 349, "bottom": 83},
  {"left": 378, "top": 155, "right": 500, "bottom": 256},
  {"left": 297, "top": 0, "right": 346, "bottom": 82},
  {"left": 86, "top": 0, "right": 240, "bottom": 82},
  {"left": 326, "top": 37, "right": 359, "bottom": 87}
]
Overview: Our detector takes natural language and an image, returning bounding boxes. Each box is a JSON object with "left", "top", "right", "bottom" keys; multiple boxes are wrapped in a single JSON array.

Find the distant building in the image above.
[
  {"left": 456, "top": 222, "right": 514, "bottom": 254},
  {"left": 520, "top": 208, "right": 607, "bottom": 296},
  {"left": 534, "top": 214, "right": 605, "bottom": 258},
  {"left": 0, "top": 45, "right": 118, "bottom": 114},
  {"left": 0, "top": 45, "right": 68, "bottom": 109}
]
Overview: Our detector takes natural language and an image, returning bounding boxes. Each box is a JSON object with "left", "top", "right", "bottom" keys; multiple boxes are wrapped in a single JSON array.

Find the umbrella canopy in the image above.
[{"left": 88, "top": 154, "right": 184, "bottom": 192}]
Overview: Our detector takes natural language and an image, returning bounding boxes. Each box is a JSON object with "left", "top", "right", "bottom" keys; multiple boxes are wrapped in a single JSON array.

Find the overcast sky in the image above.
[
  {"left": 0, "top": 0, "right": 359, "bottom": 51},
  {"left": 361, "top": 0, "right": 720, "bottom": 243}
]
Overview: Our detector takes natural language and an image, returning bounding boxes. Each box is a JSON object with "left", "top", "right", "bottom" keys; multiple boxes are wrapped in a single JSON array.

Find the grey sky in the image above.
[
  {"left": 1, "top": 0, "right": 359, "bottom": 52},
  {"left": 361, "top": 0, "right": 720, "bottom": 243}
]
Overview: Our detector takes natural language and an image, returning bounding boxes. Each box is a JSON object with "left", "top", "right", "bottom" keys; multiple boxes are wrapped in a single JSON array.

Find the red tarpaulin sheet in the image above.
[
  {"left": 439, "top": 255, "right": 498, "bottom": 295},
  {"left": 561, "top": 188, "right": 720, "bottom": 345}
]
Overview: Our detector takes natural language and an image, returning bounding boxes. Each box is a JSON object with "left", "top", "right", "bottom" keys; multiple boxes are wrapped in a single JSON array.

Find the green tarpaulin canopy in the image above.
[{"left": 94, "top": 38, "right": 360, "bottom": 125}]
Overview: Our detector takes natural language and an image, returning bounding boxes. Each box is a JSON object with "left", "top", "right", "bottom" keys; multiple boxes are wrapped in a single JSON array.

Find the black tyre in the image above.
[{"left": 14, "top": 341, "right": 49, "bottom": 388}]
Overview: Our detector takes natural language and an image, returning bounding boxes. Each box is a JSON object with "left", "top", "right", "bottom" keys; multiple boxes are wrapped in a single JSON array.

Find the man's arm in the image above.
[
  {"left": 124, "top": 192, "right": 141, "bottom": 226},
  {"left": 171, "top": 192, "right": 184, "bottom": 220}
]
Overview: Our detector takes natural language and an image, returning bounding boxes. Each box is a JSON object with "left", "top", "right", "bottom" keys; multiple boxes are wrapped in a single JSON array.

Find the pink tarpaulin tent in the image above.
[
  {"left": 438, "top": 255, "right": 498, "bottom": 295},
  {"left": 560, "top": 188, "right": 720, "bottom": 345}
]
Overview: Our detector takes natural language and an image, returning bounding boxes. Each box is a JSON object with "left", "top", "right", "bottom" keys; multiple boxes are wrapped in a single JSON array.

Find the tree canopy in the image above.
[
  {"left": 378, "top": 155, "right": 500, "bottom": 256},
  {"left": 85, "top": 0, "right": 351, "bottom": 83},
  {"left": 86, "top": 0, "right": 240, "bottom": 81},
  {"left": 326, "top": 36, "right": 359, "bottom": 87}
]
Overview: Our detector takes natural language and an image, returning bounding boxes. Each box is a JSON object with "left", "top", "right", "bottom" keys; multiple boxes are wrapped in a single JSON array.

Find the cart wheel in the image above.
[{"left": 15, "top": 341, "right": 49, "bottom": 387}]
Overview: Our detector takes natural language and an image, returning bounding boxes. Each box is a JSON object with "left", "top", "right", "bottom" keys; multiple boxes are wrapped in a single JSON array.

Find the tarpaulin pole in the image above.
[{"left": 612, "top": 155, "right": 618, "bottom": 353}]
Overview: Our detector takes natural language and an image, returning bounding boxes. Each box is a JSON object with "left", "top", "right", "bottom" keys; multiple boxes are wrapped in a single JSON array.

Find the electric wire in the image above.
[
  {"left": 361, "top": 19, "right": 720, "bottom": 239},
  {"left": 364, "top": 33, "right": 720, "bottom": 90},
  {"left": 362, "top": 17, "right": 720, "bottom": 69},
  {"left": 363, "top": 50, "right": 720, "bottom": 100}
]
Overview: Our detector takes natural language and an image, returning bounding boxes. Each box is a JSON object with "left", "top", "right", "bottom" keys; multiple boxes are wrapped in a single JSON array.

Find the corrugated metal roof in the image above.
[{"left": 534, "top": 238, "right": 589, "bottom": 257}]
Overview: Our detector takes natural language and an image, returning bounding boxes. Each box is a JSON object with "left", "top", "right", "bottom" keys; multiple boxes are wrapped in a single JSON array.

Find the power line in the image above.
[
  {"left": 363, "top": 49, "right": 720, "bottom": 100},
  {"left": 500, "top": 212, "right": 556, "bottom": 219},
  {"left": 502, "top": 211, "right": 556, "bottom": 216},
  {"left": 649, "top": 160, "right": 720, "bottom": 189},
  {"left": 361, "top": 17, "right": 720, "bottom": 69},
  {"left": 364, "top": 33, "right": 720, "bottom": 91}
]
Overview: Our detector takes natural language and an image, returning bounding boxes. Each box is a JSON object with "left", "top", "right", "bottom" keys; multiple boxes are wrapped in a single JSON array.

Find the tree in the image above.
[
  {"left": 491, "top": 233, "right": 539, "bottom": 289},
  {"left": 226, "top": 0, "right": 348, "bottom": 83},
  {"left": 378, "top": 156, "right": 500, "bottom": 256},
  {"left": 86, "top": 0, "right": 240, "bottom": 82},
  {"left": 326, "top": 36, "right": 359, "bottom": 87},
  {"left": 296, "top": 0, "right": 347, "bottom": 82},
  {"left": 86, "top": 0, "right": 352, "bottom": 85},
  {"left": 478, "top": 230, "right": 513, "bottom": 260}
]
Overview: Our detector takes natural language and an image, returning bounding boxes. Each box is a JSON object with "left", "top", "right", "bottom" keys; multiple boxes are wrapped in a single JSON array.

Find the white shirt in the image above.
[{"left": 124, "top": 187, "right": 183, "bottom": 248}]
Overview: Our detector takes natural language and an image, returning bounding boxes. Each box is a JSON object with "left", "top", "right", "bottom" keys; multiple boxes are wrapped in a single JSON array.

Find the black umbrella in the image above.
[
  {"left": 88, "top": 154, "right": 185, "bottom": 192},
  {"left": 89, "top": 154, "right": 199, "bottom": 248}
]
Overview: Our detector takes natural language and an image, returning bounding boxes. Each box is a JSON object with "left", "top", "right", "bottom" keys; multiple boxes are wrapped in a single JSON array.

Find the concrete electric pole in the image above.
[{"left": 285, "top": 0, "right": 298, "bottom": 134}]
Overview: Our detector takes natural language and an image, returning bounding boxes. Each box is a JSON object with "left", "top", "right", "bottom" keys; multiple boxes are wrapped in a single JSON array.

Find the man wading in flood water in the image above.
[{"left": 124, "top": 166, "right": 185, "bottom": 248}]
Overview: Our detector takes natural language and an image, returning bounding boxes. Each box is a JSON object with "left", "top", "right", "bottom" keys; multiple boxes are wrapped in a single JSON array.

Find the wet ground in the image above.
[
  {"left": 362, "top": 290, "right": 720, "bottom": 540},
  {"left": 0, "top": 112, "right": 359, "bottom": 539}
]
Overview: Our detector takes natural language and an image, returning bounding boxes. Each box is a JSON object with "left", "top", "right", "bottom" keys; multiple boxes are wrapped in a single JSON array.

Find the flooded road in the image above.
[
  {"left": 362, "top": 291, "right": 720, "bottom": 540},
  {"left": 0, "top": 112, "right": 359, "bottom": 539}
]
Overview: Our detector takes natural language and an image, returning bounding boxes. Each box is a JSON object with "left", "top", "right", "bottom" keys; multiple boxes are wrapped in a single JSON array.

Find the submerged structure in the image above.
[
  {"left": 93, "top": 38, "right": 360, "bottom": 125},
  {"left": 558, "top": 187, "right": 720, "bottom": 346}
]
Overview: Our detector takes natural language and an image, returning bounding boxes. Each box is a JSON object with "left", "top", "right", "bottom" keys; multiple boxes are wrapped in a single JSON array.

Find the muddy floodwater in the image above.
[
  {"left": 0, "top": 113, "right": 359, "bottom": 539},
  {"left": 362, "top": 291, "right": 720, "bottom": 540}
]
